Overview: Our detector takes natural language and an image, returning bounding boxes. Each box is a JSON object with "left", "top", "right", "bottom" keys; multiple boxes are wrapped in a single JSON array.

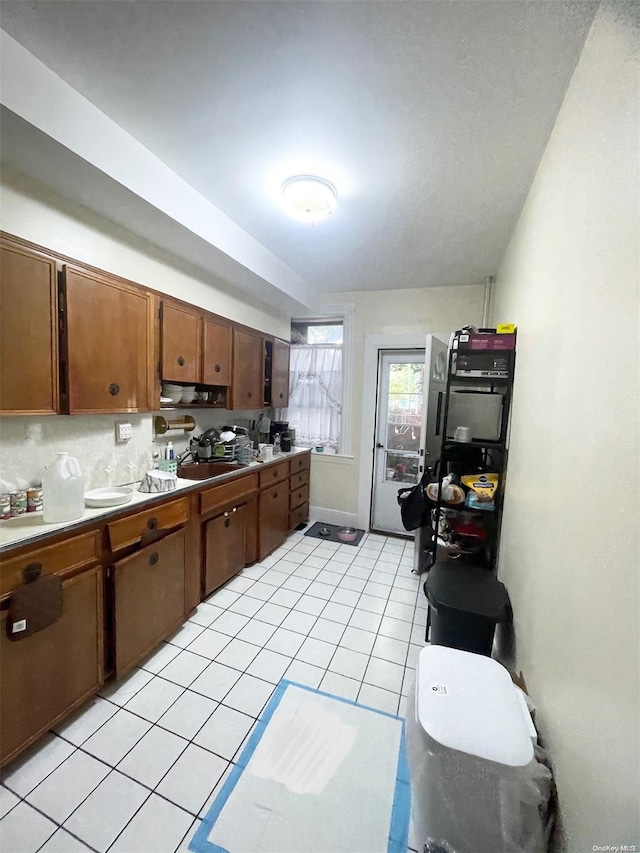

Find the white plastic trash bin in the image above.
[{"left": 406, "top": 645, "right": 552, "bottom": 853}]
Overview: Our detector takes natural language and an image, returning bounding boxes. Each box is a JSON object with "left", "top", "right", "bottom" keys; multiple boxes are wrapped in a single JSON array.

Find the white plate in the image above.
[{"left": 85, "top": 487, "right": 134, "bottom": 507}]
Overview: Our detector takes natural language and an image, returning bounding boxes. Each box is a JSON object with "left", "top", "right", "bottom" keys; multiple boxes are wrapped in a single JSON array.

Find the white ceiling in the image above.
[{"left": 0, "top": 0, "right": 597, "bottom": 300}]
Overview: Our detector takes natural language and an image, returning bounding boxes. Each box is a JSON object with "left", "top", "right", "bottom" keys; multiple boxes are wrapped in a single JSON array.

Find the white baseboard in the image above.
[{"left": 308, "top": 505, "right": 359, "bottom": 529}]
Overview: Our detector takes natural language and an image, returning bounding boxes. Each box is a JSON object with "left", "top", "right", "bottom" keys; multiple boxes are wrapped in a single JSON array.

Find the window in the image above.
[{"left": 287, "top": 320, "right": 344, "bottom": 452}]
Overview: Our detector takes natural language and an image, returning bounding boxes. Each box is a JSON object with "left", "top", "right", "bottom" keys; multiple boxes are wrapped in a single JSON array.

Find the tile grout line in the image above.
[{"left": 3, "top": 527, "right": 421, "bottom": 851}]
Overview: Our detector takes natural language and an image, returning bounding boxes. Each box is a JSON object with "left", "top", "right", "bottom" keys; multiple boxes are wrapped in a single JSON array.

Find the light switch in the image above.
[{"left": 115, "top": 421, "right": 133, "bottom": 443}]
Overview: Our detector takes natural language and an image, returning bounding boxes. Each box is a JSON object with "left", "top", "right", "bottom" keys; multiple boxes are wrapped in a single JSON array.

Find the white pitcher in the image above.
[{"left": 42, "top": 452, "right": 85, "bottom": 523}]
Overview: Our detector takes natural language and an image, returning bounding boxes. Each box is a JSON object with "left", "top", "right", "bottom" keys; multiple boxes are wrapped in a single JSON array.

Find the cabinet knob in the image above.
[
  {"left": 149, "top": 552, "right": 159, "bottom": 566},
  {"left": 177, "top": 356, "right": 185, "bottom": 366},
  {"left": 273, "top": 471, "right": 277, "bottom": 478},
  {"left": 224, "top": 518, "right": 231, "bottom": 528},
  {"left": 109, "top": 383, "right": 120, "bottom": 396},
  {"left": 272, "top": 491, "right": 278, "bottom": 499},
  {"left": 247, "top": 391, "right": 252, "bottom": 399},
  {"left": 147, "top": 517, "right": 158, "bottom": 530},
  {"left": 215, "top": 364, "right": 221, "bottom": 373},
  {"left": 279, "top": 393, "right": 284, "bottom": 399},
  {"left": 22, "top": 562, "right": 42, "bottom": 583}
]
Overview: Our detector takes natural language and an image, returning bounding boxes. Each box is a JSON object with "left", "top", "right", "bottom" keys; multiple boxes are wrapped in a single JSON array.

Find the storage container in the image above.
[{"left": 406, "top": 645, "right": 551, "bottom": 853}]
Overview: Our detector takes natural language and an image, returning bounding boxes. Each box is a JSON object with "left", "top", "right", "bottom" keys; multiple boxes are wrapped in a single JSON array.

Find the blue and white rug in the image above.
[{"left": 190, "top": 681, "right": 410, "bottom": 853}]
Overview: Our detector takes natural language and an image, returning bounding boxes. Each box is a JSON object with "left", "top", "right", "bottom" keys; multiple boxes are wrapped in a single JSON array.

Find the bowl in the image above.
[
  {"left": 162, "top": 383, "right": 183, "bottom": 403},
  {"left": 337, "top": 526, "right": 358, "bottom": 542},
  {"left": 318, "top": 526, "right": 332, "bottom": 537},
  {"left": 181, "top": 386, "right": 197, "bottom": 403}
]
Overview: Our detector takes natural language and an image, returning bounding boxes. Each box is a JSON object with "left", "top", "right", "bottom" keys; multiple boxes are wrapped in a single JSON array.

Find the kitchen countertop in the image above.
[{"left": 0, "top": 448, "right": 309, "bottom": 553}]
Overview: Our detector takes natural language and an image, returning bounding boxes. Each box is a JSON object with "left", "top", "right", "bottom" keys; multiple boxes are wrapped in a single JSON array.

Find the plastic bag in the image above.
[{"left": 397, "top": 471, "right": 431, "bottom": 531}]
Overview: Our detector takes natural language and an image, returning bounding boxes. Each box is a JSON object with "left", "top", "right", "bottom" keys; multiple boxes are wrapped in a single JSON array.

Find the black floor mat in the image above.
[{"left": 304, "top": 521, "right": 365, "bottom": 546}]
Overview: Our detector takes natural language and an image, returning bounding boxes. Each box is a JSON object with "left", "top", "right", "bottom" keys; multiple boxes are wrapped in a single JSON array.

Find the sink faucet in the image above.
[{"left": 177, "top": 448, "right": 196, "bottom": 465}]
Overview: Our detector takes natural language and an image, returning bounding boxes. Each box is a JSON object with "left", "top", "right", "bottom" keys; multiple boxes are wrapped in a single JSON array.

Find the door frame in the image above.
[
  {"left": 358, "top": 333, "right": 434, "bottom": 530},
  {"left": 370, "top": 348, "right": 426, "bottom": 535}
]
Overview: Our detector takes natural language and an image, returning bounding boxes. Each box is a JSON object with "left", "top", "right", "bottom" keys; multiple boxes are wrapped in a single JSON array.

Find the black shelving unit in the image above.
[{"left": 423, "top": 328, "right": 517, "bottom": 573}]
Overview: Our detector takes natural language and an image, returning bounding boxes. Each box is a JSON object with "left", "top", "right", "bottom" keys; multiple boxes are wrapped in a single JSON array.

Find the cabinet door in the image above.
[
  {"left": 0, "top": 566, "right": 103, "bottom": 766},
  {"left": 258, "top": 482, "right": 289, "bottom": 561},
  {"left": 202, "top": 318, "right": 232, "bottom": 386},
  {"left": 113, "top": 529, "right": 186, "bottom": 677},
  {"left": 0, "top": 240, "right": 58, "bottom": 414},
  {"left": 162, "top": 302, "right": 201, "bottom": 384},
  {"left": 204, "top": 505, "right": 246, "bottom": 597},
  {"left": 272, "top": 338, "right": 290, "bottom": 408},
  {"left": 230, "top": 329, "right": 263, "bottom": 410},
  {"left": 64, "top": 267, "right": 152, "bottom": 413}
]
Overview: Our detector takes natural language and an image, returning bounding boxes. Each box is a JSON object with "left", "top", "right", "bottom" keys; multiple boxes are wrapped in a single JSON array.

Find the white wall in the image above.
[
  {"left": 0, "top": 166, "right": 288, "bottom": 486},
  {"left": 310, "top": 285, "right": 485, "bottom": 521},
  {"left": 489, "top": 3, "right": 639, "bottom": 850},
  {"left": 0, "top": 166, "right": 290, "bottom": 338}
]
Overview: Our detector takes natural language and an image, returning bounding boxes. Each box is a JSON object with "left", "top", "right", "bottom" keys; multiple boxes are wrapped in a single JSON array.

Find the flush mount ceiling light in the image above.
[{"left": 281, "top": 175, "right": 337, "bottom": 223}]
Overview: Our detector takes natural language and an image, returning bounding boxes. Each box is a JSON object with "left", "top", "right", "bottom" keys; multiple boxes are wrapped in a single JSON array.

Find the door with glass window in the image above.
[{"left": 371, "top": 351, "right": 425, "bottom": 535}]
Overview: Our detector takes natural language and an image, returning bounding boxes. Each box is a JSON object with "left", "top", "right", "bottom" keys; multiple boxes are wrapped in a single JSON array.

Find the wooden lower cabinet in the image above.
[
  {"left": 0, "top": 565, "right": 104, "bottom": 766},
  {"left": 113, "top": 529, "right": 186, "bottom": 677},
  {"left": 204, "top": 505, "right": 246, "bottom": 597},
  {"left": 258, "top": 482, "right": 289, "bottom": 561}
]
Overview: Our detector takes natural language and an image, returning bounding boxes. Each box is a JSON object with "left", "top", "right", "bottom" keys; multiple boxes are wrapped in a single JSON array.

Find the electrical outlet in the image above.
[{"left": 115, "top": 421, "right": 133, "bottom": 443}]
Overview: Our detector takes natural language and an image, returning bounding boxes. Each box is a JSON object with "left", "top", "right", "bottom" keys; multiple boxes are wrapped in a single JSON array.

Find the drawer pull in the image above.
[
  {"left": 247, "top": 391, "right": 253, "bottom": 399},
  {"left": 149, "top": 552, "right": 160, "bottom": 566},
  {"left": 224, "top": 518, "right": 231, "bottom": 528},
  {"left": 272, "top": 491, "right": 278, "bottom": 499},
  {"left": 177, "top": 356, "right": 185, "bottom": 366},
  {"left": 22, "top": 562, "right": 43, "bottom": 583},
  {"left": 147, "top": 517, "right": 158, "bottom": 530},
  {"left": 273, "top": 471, "right": 278, "bottom": 478},
  {"left": 108, "top": 383, "right": 120, "bottom": 396}
]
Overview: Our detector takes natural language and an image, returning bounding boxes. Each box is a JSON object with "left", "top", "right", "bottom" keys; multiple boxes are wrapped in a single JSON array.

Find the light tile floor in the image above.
[{"left": 0, "top": 524, "right": 426, "bottom": 853}]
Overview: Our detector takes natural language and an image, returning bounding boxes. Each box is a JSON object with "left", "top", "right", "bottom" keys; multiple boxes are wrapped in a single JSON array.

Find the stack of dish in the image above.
[{"left": 161, "top": 383, "right": 183, "bottom": 404}]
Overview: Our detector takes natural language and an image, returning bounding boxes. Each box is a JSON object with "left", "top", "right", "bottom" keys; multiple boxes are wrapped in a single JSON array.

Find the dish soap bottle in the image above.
[{"left": 42, "top": 452, "right": 85, "bottom": 523}]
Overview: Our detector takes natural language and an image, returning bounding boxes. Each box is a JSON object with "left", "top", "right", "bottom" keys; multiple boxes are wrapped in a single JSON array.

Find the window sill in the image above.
[{"left": 310, "top": 451, "right": 354, "bottom": 465}]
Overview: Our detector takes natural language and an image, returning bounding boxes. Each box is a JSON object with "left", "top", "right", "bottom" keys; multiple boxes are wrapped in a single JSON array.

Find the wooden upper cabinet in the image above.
[
  {"left": 161, "top": 302, "right": 200, "bottom": 384},
  {"left": 64, "top": 266, "right": 152, "bottom": 413},
  {"left": 0, "top": 239, "right": 58, "bottom": 415},
  {"left": 230, "top": 329, "right": 264, "bottom": 410},
  {"left": 202, "top": 318, "right": 232, "bottom": 386},
  {"left": 272, "top": 338, "right": 291, "bottom": 408}
]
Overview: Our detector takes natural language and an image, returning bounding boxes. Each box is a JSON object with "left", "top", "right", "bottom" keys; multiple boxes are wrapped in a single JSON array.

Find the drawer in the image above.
[
  {"left": 258, "top": 460, "right": 289, "bottom": 489},
  {"left": 289, "top": 483, "right": 310, "bottom": 512},
  {"left": 289, "top": 469, "right": 309, "bottom": 490},
  {"left": 107, "top": 497, "right": 189, "bottom": 552},
  {"left": 289, "top": 453, "right": 311, "bottom": 475},
  {"left": 289, "top": 501, "right": 309, "bottom": 532},
  {"left": 200, "top": 473, "right": 258, "bottom": 517},
  {"left": 0, "top": 530, "right": 100, "bottom": 601}
]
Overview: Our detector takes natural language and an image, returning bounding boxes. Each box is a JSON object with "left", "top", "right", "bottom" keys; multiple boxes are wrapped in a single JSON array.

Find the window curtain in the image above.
[{"left": 285, "top": 345, "right": 342, "bottom": 450}]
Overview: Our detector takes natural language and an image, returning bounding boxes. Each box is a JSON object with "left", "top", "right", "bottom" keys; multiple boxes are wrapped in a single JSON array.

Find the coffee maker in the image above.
[{"left": 269, "top": 420, "right": 289, "bottom": 444}]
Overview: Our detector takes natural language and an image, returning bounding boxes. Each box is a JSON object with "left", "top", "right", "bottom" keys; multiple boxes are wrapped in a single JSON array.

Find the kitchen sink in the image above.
[{"left": 177, "top": 461, "right": 246, "bottom": 480}]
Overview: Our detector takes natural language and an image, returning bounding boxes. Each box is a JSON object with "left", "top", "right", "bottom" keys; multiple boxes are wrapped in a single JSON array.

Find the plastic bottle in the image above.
[
  {"left": 166, "top": 441, "right": 174, "bottom": 460},
  {"left": 42, "top": 452, "right": 85, "bottom": 523}
]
